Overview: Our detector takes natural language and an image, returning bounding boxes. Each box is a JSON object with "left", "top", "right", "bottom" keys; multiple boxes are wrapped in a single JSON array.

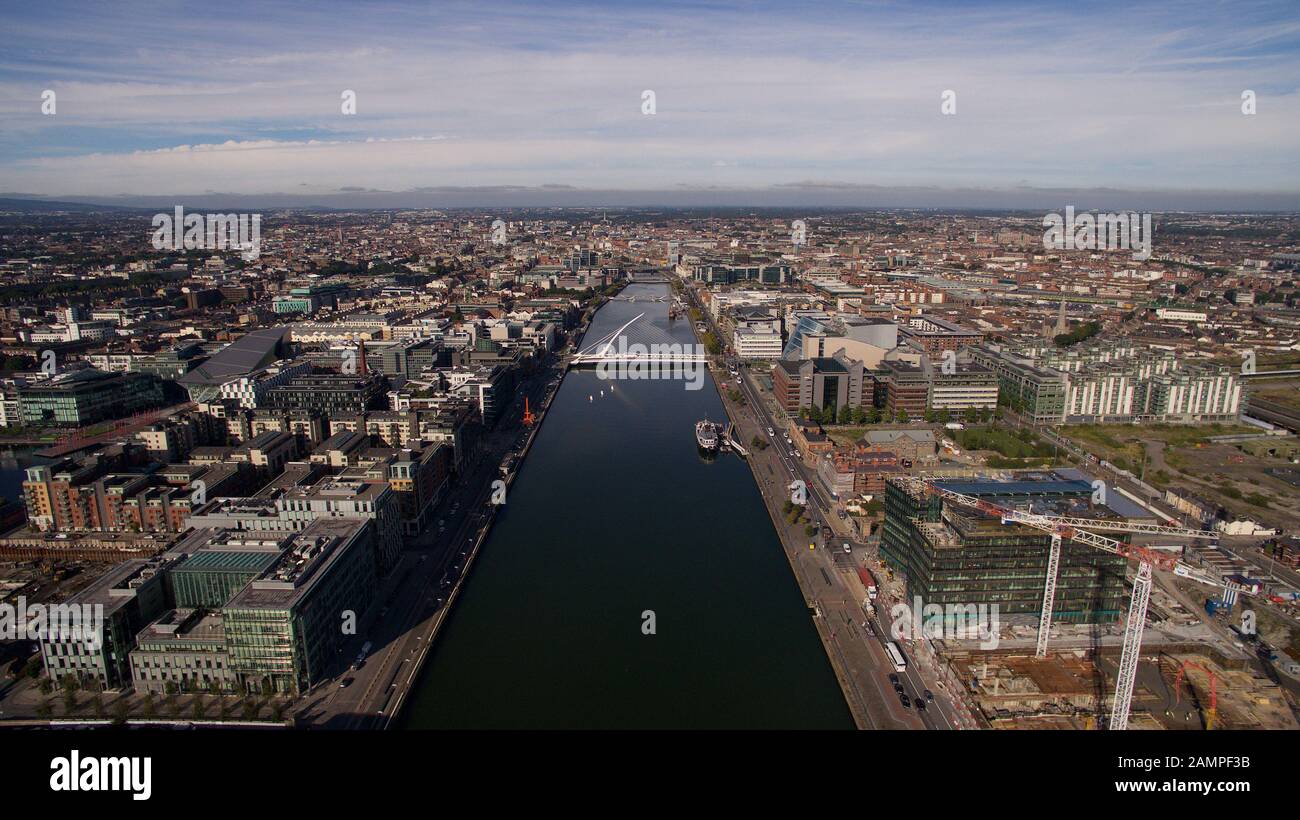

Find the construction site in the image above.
[{"left": 879, "top": 473, "right": 1300, "bottom": 730}]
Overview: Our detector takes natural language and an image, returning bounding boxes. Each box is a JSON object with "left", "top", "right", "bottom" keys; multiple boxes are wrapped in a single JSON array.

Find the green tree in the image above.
[{"left": 896, "top": 409, "right": 909, "bottom": 423}]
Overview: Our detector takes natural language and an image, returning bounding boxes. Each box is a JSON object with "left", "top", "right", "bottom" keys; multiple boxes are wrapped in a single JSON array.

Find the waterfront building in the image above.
[
  {"left": 18, "top": 370, "right": 164, "bottom": 427},
  {"left": 223, "top": 519, "right": 378, "bottom": 695},
  {"left": 773, "top": 353, "right": 866, "bottom": 416}
]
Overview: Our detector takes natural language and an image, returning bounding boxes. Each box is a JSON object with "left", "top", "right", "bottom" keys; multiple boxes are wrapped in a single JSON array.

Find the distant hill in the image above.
[{"left": 0, "top": 197, "right": 133, "bottom": 213}]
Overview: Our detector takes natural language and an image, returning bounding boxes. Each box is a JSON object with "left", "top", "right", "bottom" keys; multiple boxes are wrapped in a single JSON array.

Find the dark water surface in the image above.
[{"left": 400, "top": 283, "right": 851, "bottom": 728}]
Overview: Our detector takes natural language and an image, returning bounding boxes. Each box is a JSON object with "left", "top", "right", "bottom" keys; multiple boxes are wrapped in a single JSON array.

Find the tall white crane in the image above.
[{"left": 908, "top": 479, "right": 1251, "bottom": 730}]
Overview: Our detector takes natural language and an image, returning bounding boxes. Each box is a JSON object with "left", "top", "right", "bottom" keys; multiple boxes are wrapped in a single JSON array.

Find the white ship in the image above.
[{"left": 695, "top": 419, "right": 720, "bottom": 451}]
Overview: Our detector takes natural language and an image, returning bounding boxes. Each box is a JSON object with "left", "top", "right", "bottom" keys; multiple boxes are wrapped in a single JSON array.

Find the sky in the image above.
[{"left": 1, "top": 0, "right": 1298, "bottom": 208}]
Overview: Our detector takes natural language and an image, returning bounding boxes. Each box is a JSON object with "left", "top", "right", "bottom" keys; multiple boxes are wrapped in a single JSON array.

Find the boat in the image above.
[{"left": 695, "top": 419, "right": 720, "bottom": 452}]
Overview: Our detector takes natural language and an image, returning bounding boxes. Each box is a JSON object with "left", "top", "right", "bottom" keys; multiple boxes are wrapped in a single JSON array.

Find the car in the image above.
[
  {"left": 899, "top": 694, "right": 911, "bottom": 709},
  {"left": 767, "top": 427, "right": 775, "bottom": 437},
  {"left": 924, "top": 689, "right": 934, "bottom": 702},
  {"left": 888, "top": 673, "right": 900, "bottom": 685},
  {"left": 843, "top": 543, "right": 851, "bottom": 554},
  {"left": 916, "top": 700, "right": 927, "bottom": 712},
  {"left": 893, "top": 682, "right": 905, "bottom": 694},
  {"left": 339, "top": 677, "right": 353, "bottom": 688}
]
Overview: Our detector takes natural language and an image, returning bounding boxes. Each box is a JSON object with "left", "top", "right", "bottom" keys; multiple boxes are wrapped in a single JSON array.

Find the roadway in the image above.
[{"left": 686, "top": 285, "right": 968, "bottom": 730}]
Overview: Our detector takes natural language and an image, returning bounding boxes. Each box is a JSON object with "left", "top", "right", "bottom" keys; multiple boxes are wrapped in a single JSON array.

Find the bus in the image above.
[{"left": 885, "top": 641, "right": 907, "bottom": 673}]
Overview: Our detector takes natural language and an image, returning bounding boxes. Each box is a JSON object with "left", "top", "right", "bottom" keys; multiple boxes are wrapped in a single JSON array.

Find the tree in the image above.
[
  {"left": 837, "top": 405, "right": 852, "bottom": 424},
  {"left": 896, "top": 409, "right": 909, "bottom": 423}
]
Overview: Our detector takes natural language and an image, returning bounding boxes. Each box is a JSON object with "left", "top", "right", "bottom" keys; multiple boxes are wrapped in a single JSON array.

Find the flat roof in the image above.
[{"left": 173, "top": 549, "right": 281, "bottom": 574}]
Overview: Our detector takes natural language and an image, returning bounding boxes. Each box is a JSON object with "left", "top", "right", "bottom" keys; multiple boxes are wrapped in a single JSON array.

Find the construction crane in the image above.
[{"left": 909, "top": 478, "right": 1250, "bottom": 730}]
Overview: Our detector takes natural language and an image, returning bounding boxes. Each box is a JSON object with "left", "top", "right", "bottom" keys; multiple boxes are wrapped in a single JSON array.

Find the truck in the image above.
[{"left": 857, "top": 566, "right": 878, "bottom": 601}]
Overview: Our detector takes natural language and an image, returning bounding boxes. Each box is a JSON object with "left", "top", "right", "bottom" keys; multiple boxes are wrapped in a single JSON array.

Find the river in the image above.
[{"left": 399, "top": 283, "right": 852, "bottom": 728}]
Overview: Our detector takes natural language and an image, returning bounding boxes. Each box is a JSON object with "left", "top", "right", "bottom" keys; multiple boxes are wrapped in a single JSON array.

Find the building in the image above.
[
  {"left": 857, "top": 429, "right": 937, "bottom": 465},
  {"left": 971, "top": 345, "right": 1068, "bottom": 425},
  {"left": 177, "top": 326, "right": 294, "bottom": 404},
  {"left": 129, "top": 608, "right": 237, "bottom": 694},
  {"left": 928, "top": 363, "right": 999, "bottom": 412},
  {"left": 223, "top": 519, "right": 378, "bottom": 694},
  {"left": 169, "top": 535, "right": 283, "bottom": 609},
  {"left": 772, "top": 353, "right": 866, "bottom": 415},
  {"left": 897, "top": 316, "right": 983, "bottom": 357},
  {"left": 732, "top": 327, "right": 783, "bottom": 359},
  {"left": 881, "top": 476, "right": 1130, "bottom": 624},
  {"left": 18, "top": 370, "right": 164, "bottom": 427},
  {"left": 873, "top": 361, "right": 929, "bottom": 419},
  {"left": 188, "top": 476, "right": 403, "bottom": 576},
  {"left": 265, "top": 372, "right": 388, "bottom": 415},
  {"left": 40, "top": 556, "right": 175, "bottom": 690}
]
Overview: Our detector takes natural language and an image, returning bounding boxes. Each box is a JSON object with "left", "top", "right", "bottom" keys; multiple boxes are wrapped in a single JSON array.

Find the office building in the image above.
[{"left": 881, "top": 476, "right": 1130, "bottom": 624}]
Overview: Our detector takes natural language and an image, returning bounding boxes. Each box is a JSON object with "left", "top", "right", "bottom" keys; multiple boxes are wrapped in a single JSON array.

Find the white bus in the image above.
[{"left": 885, "top": 641, "right": 907, "bottom": 673}]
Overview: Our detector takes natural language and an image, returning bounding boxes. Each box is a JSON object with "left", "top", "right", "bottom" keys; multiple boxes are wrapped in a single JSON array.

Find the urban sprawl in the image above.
[{"left": 1, "top": 207, "right": 1299, "bottom": 730}]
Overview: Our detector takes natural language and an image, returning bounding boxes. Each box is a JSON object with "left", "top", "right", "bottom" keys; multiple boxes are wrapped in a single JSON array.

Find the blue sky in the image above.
[{"left": 1, "top": 0, "right": 1298, "bottom": 204}]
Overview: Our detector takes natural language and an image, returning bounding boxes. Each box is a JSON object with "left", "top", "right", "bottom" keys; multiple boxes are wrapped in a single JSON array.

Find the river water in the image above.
[{"left": 400, "top": 283, "right": 852, "bottom": 728}]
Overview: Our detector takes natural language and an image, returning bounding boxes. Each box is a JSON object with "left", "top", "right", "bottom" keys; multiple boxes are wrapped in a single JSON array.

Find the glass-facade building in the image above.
[
  {"left": 881, "top": 478, "right": 1128, "bottom": 623},
  {"left": 223, "top": 519, "right": 379, "bottom": 694}
]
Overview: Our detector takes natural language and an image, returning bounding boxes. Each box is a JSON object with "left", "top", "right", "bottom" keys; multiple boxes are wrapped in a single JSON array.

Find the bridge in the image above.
[{"left": 571, "top": 312, "right": 708, "bottom": 366}]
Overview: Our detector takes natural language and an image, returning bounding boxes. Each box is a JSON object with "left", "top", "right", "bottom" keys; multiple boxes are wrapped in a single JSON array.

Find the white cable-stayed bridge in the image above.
[{"left": 571, "top": 312, "right": 708, "bottom": 366}]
